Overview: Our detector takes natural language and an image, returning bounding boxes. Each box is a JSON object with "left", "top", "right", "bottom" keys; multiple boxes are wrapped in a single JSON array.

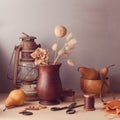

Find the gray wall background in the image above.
[{"left": 0, "top": 0, "right": 120, "bottom": 93}]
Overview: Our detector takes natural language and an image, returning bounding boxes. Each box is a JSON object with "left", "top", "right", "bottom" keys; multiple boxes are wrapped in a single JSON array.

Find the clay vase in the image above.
[
  {"left": 37, "top": 63, "right": 63, "bottom": 105},
  {"left": 80, "top": 77, "right": 110, "bottom": 96}
]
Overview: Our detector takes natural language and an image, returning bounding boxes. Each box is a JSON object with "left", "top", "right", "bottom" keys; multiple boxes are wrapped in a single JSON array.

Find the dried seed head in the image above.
[
  {"left": 66, "top": 33, "right": 73, "bottom": 42},
  {"left": 67, "top": 59, "right": 75, "bottom": 66},
  {"left": 63, "top": 51, "right": 70, "bottom": 56},
  {"left": 65, "top": 45, "right": 73, "bottom": 51},
  {"left": 52, "top": 43, "right": 58, "bottom": 51},
  {"left": 67, "top": 39, "right": 77, "bottom": 47},
  {"left": 58, "top": 49, "right": 65, "bottom": 56},
  {"left": 54, "top": 25, "right": 67, "bottom": 38}
]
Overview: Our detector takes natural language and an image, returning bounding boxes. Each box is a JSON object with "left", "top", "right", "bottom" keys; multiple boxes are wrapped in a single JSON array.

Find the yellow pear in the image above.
[
  {"left": 78, "top": 66, "right": 99, "bottom": 80},
  {"left": 98, "top": 64, "right": 115, "bottom": 77},
  {"left": 5, "top": 89, "right": 25, "bottom": 109}
]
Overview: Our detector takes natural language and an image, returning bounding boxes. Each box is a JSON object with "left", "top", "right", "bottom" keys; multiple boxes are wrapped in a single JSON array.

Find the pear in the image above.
[
  {"left": 99, "top": 67, "right": 108, "bottom": 77},
  {"left": 5, "top": 89, "right": 25, "bottom": 109},
  {"left": 98, "top": 64, "right": 115, "bottom": 77},
  {"left": 78, "top": 66, "right": 99, "bottom": 80}
]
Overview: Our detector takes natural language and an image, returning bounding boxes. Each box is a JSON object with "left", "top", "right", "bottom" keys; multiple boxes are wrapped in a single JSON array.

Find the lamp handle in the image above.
[{"left": 13, "top": 45, "right": 22, "bottom": 88}]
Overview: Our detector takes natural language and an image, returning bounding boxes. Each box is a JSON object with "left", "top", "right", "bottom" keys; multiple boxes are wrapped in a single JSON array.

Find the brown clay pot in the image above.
[
  {"left": 37, "top": 63, "right": 63, "bottom": 105},
  {"left": 80, "top": 77, "right": 110, "bottom": 96}
]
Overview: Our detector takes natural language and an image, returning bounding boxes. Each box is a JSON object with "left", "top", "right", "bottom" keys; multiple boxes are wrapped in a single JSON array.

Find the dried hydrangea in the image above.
[{"left": 31, "top": 48, "right": 49, "bottom": 65}]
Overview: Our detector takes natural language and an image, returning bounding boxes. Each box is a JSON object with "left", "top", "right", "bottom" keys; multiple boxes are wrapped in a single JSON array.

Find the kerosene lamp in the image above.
[{"left": 13, "top": 33, "right": 40, "bottom": 101}]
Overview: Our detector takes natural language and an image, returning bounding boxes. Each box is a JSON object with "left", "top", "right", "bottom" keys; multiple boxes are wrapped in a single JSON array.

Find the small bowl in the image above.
[{"left": 80, "top": 77, "right": 110, "bottom": 96}]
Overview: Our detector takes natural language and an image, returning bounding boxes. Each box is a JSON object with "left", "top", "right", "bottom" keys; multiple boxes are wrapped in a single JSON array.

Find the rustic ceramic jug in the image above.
[{"left": 37, "top": 63, "right": 63, "bottom": 105}]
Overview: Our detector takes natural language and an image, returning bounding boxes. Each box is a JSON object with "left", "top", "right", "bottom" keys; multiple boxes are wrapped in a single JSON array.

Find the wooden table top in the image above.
[{"left": 0, "top": 93, "right": 120, "bottom": 120}]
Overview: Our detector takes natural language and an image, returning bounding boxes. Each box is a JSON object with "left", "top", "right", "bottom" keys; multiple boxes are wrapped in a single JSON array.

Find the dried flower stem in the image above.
[
  {"left": 53, "top": 38, "right": 59, "bottom": 62},
  {"left": 53, "top": 55, "right": 60, "bottom": 64},
  {"left": 53, "top": 41, "right": 67, "bottom": 64}
]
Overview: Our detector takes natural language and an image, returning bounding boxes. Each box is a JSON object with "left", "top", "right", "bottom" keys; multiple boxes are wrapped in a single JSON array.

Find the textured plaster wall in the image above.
[{"left": 0, "top": 0, "right": 120, "bottom": 93}]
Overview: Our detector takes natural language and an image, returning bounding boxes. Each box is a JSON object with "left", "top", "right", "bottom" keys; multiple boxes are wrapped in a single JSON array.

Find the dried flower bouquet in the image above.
[{"left": 31, "top": 25, "right": 77, "bottom": 66}]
